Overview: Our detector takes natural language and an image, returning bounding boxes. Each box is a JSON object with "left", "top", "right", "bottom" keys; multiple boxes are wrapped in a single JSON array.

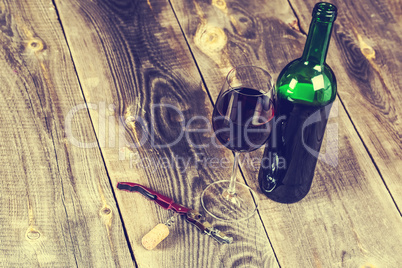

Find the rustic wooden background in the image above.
[{"left": 0, "top": 0, "right": 401, "bottom": 267}]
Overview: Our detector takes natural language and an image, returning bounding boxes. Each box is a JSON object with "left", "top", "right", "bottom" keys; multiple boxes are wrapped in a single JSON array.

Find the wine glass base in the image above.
[{"left": 201, "top": 180, "right": 259, "bottom": 222}]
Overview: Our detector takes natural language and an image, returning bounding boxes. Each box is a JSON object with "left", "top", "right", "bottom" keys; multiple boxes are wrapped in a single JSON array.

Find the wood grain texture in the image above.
[
  {"left": 54, "top": 0, "right": 279, "bottom": 267},
  {"left": 171, "top": 0, "right": 402, "bottom": 267},
  {"left": 0, "top": 0, "right": 133, "bottom": 267},
  {"left": 290, "top": 0, "right": 402, "bottom": 208},
  {"left": 2, "top": 0, "right": 401, "bottom": 267}
]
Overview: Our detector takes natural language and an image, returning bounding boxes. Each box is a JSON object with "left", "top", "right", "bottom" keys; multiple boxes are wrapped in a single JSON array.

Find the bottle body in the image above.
[{"left": 259, "top": 2, "right": 337, "bottom": 203}]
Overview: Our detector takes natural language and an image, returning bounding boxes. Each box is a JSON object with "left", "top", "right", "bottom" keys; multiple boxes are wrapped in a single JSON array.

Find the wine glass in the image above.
[{"left": 201, "top": 66, "right": 275, "bottom": 221}]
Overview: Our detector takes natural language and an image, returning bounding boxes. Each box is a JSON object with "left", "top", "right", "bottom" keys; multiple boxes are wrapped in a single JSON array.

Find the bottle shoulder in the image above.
[{"left": 276, "top": 58, "right": 337, "bottom": 106}]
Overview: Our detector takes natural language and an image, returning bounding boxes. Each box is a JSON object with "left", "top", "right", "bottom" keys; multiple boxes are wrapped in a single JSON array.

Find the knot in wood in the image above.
[
  {"left": 289, "top": 20, "right": 301, "bottom": 32},
  {"left": 212, "top": 0, "right": 227, "bottom": 11},
  {"left": 356, "top": 33, "right": 375, "bottom": 60},
  {"left": 361, "top": 46, "right": 375, "bottom": 60},
  {"left": 27, "top": 38, "right": 45, "bottom": 52},
  {"left": 101, "top": 206, "right": 112, "bottom": 215},
  {"left": 195, "top": 25, "right": 227, "bottom": 53},
  {"left": 125, "top": 115, "right": 136, "bottom": 125},
  {"left": 26, "top": 229, "right": 41, "bottom": 240}
]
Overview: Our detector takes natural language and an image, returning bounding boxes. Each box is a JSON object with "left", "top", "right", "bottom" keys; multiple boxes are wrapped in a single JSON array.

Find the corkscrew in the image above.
[{"left": 117, "top": 182, "right": 233, "bottom": 249}]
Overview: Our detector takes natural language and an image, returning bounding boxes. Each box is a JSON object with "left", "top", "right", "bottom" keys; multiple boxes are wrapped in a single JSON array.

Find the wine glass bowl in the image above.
[
  {"left": 212, "top": 84, "right": 274, "bottom": 153},
  {"left": 201, "top": 66, "right": 274, "bottom": 222}
]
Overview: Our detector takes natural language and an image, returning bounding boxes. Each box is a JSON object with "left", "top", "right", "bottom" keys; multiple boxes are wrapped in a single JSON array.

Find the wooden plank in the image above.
[
  {"left": 170, "top": 0, "right": 402, "bottom": 266},
  {"left": 290, "top": 0, "right": 402, "bottom": 208},
  {"left": 53, "top": 0, "right": 279, "bottom": 267},
  {"left": 0, "top": 0, "right": 133, "bottom": 267}
]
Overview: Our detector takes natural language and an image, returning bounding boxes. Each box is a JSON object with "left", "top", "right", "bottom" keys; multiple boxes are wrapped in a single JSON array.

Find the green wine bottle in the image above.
[{"left": 259, "top": 2, "right": 337, "bottom": 203}]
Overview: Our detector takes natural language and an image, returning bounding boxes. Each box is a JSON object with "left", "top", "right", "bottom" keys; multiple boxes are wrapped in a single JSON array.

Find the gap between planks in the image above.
[{"left": 49, "top": 0, "right": 138, "bottom": 265}]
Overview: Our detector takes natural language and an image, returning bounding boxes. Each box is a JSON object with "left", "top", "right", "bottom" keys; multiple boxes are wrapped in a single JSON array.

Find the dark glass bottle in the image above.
[{"left": 258, "top": 2, "right": 337, "bottom": 203}]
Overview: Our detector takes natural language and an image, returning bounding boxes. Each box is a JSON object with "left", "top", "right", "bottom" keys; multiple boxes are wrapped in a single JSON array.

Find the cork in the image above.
[{"left": 141, "top": 223, "right": 170, "bottom": 250}]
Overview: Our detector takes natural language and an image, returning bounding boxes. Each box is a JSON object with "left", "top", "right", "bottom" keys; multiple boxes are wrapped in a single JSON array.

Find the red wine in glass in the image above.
[{"left": 212, "top": 87, "right": 274, "bottom": 152}]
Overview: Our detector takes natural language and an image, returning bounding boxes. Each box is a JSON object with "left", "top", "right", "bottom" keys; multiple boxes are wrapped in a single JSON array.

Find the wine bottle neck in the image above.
[{"left": 301, "top": 20, "right": 335, "bottom": 65}]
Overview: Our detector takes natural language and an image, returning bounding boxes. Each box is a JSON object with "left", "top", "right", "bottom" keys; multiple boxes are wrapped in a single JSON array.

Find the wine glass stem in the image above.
[{"left": 228, "top": 152, "right": 240, "bottom": 195}]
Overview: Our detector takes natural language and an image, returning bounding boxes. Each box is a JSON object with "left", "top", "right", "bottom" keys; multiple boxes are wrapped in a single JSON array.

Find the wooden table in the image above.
[{"left": 1, "top": 0, "right": 401, "bottom": 267}]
